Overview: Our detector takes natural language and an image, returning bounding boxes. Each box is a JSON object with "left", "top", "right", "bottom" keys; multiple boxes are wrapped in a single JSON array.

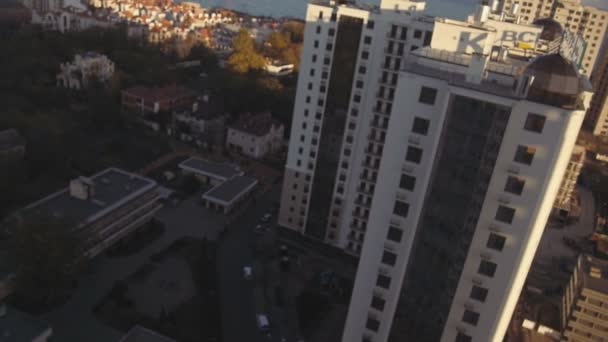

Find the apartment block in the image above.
[
  {"left": 278, "top": 1, "right": 592, "bottom": 342},
  {"left": 587, "top": 45, "right": 608, "bottom": 135},
  {"left": 553, "top": 145, "right": 585, "bottom": 218},
  {"left": 495, "top": 0, "right": 608, "bottom": 77},
  {"left": 21, "top": 168, "right": 162, "bottom": 258},
  {"left": 561, "top": 254, "right": 608, "bottom": 341}
]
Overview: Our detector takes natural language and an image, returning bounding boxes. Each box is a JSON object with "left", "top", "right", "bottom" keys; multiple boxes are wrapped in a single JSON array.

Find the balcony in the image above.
[{"left": 370, "top": 120, "right": 388, "bottom": 130}]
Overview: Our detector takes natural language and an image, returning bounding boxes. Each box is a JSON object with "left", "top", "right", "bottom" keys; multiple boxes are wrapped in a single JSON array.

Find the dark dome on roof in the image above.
[
  {"left": 533, "top": 18, "right": 564, "bottom": 41},
  {"left": 520, "top": 54, "right": 581, "bottom": 108}
]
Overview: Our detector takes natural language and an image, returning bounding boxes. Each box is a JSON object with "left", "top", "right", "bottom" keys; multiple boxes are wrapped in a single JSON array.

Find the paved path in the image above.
[{"left": 43, "top": 197, "right": 224, "bottom": 342}]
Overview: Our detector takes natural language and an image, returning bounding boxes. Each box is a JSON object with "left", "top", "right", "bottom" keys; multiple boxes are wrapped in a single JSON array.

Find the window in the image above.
[
  {"left": 487, "top": 233, "right": 506, "bottom": 251},
  {"left": 307, "top": 83, "right": 313, "bottom": 90},
  {"left": 371, "top": 296, "right": 385, "bottom": 311},
  {"left": 367, "top": 20, "right": 375, "bottom": 29},
  {"left": 381, "top": 250, "right": 397, "bottom": 266},
  {"left": 361, "top": 50, "right": 369, "bottom": 60},
  {"left": 318, "top": 11, "right": 323, "bottom": 19},
  {"left": 324, "top": 57, "right": 331, "bottom": 65},
  {"left": 312, "top": 54, "right": 317, "bottom": 63},
  {"left": 400, "top": 27, "right": 407, "bottom": 40},
  {"left": 462, "top": 309, "right": 480, "bottom": 326},
  {"left": 393, "top": 200, "right": 409, "bottom": 217},
  {"left": 418, "top": 86, "right": 437, "bottom": 105},
  {"left": 390, "top": 24, "right": 398, "bottom": 38},
  {"left": 326, "top": 43, "right": 333, "bottom": 51},
  {"left": 470, "top": 285, "right": 488, "bottom": 302},
  {"left": 414, "top": 29, "right": 422, "bottom": 38},
  {"left": 366, "top": 317, "right": 380, "bottom": 332},
  {"left": 314, "top": 40, "right": 319, "bottom": 48},
  {"left": 399, "top": 174, "right": 415, "bottom": 191},
  {"left": 330, "top": 12, "right": 337, "bottom": 21},
  {"left": 376, "top": 274, "right": 391, "bottom": 289},
  {"left": 359, "top": 66, "right": 367, "bottom": 74},
  {"left": 387, "top": 226, "right": 403, "bottom": 242},
  {"left": 456, "top": 332, "right": 472, "bottom": 342},
  {"left": 478, "top": 260, "right": 497, "bottom": 277},
  {"left": 310, "top": 69, "right": 315, "bottom": 76},
  {"left": 410, "top": 45, "right": 419, "bottom": 51},
  {"left": 305, "top": 96, "right": 311, "bottom": 104},
  {"left": 495, "top": 205, "right": 515, "bottom": 224},
  {"left": 514, "top": 145, "right": 535, "bottom": 165},
  {"left": 316, "top": 25, "right": 321, "bottom": 34},
  {"left": 524, "top": 113, "right": 546, "bottom": 133},
  {"left": 356, "top": 80, "right": 364, "bottom": 89},
  {"left": 328, "top": 28, "right": 335, "bottom": 36},
  {"left": 354, "top": 95, "right": 361, "bottom": 103},
  {"left": 364, "top": 36, "right": 372, "bottom": 44},
  {"left": 505, "top": 176, "right": 525, "bottom": 195},
  {"left": 406, "top": 146, "right": 423, "bottom": 164},
  {"left": 412, "top": 117, "right": 430, "bottom": 135}
]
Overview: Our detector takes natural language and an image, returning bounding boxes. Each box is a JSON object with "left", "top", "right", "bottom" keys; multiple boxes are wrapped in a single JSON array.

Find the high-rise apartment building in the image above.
[
  {"left": 587, "top": 45, "right": 608, "bottom": 135},
  {"left": 553, "top": 145, "right": 584, "bottom": 218},
  {"left": 495, "top": 0, "right": 608, "bottom": 77},
  {"left": 561, "top": 254, "right": 608, "bottom": 341},
  {"left": 278, "top": 1, "right": 592, "bottom": 342}
]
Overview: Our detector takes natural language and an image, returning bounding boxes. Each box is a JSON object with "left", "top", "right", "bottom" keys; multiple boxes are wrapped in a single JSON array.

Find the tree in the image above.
[
  {"left": 282, "top": 21, "right": 305, "bottom": 43},
  {"left": 266, "top": 32, "right": 290, "bottom": 59},
  {"left": 227, "top": 29, "right": 266, "bottom": 73},
  {"left": 12, "top": 216, "right": 83, "bottom": 306}
]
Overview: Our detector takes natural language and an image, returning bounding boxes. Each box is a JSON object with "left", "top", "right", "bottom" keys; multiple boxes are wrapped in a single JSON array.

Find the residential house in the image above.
[
  {"left": 121, "top": 85, "right": 196, "bottom": 116},
  {"left": 226, "top": 112, "right": 284, "bottom": 159},
  {"left": 56, "top": 52, "right": 115, "bottom": 90}
]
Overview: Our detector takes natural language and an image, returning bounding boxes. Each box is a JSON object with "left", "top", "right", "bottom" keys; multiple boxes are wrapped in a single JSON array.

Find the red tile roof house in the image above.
[
  {"left": 121, "top": 84, "right": 197, "bottom": 116},
  {"left": 226, "top": 112, "right": 284, "bottom": 159}
]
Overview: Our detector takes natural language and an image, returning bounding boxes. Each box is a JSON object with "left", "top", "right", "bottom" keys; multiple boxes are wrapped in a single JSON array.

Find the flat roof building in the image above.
[{"left": 21, "top": 168, "right": 162, "bottom": 258}]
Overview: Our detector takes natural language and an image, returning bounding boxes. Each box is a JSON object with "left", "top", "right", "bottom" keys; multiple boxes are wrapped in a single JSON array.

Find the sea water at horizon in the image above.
[{"left": 188, "top": 0, "right": 479, "bottom": 21}]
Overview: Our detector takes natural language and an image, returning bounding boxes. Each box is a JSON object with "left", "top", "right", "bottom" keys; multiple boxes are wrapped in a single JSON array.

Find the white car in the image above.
[
  {"left": 254, "top": 224, "right": 268, "bottom": 234},
  {"left": 260, "top": 213, "right": 272, "bottom": 222},
  {"left": 243, "top": 266, "right": 253, "bottom": 280}
]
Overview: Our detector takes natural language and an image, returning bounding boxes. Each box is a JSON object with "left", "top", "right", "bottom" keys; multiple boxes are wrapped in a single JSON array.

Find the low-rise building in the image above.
[
  {"left": 173, "top": 95, "right": 228, "bottom": 148},
  {"left": 264, "top": 60, "right": 294, "bottom": 77},
  {"left": 0, "top": 304, "right": 53, "bottom": 342},
  {"left": 0, "top": 129, "right": 26, "bottom": 160},
  {"left": 19, "top": 168, "right": 162, "bottom": 258},
  {"left": 56, "top": 52, "right": 115, "bottom": 90},
  {"left": 226, "top": 112, "right": 284, "bottom": 159},
  {"left": 178, "top": 157, "right": 257, "bottom": 213},
  {"left": 0, "top": 0, "right": 31, "bottom": 34},
  {"left": 121, "top": 85, "right": 197, "bottom": 116},
  {"left": 561, "top": 254, "right": 608, "bottom": 341}
]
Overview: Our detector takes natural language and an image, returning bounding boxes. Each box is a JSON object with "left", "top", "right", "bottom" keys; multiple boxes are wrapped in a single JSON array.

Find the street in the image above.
[{"left": 216, "top": 184, "right": 283, "bottom": 342}]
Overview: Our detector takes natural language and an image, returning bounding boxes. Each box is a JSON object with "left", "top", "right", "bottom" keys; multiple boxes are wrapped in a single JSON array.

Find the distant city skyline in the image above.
[{"left": 188, "top": 0, "right": 608, "bottom": 19}]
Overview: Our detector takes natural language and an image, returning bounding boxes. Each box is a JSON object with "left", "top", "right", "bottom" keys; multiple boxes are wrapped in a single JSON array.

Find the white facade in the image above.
[
  {"left": 278, "top": 1, "right": 592, "bottom": 342},
  {"left": 56, "top": 52, "right": 115, "bottom": 90},
  {"left": 226, "top": 122, "right": 284, "bottom": 159}
]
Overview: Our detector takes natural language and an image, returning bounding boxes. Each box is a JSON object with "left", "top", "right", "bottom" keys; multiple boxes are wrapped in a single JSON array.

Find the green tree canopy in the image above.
[
  {"left": 12, "top": 215, "right": 84, "bottom": 305},
  {"left": 227, "top": 29, "right": 266, "bottom": 73},
  {"left": 266, "top": 32, "right": 290, "bottom": 59}
]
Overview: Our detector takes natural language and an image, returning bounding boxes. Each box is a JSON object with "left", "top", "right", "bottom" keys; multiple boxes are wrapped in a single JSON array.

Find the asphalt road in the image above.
[{"left": 216, "top": 186, "right": 282, "bottom": 342}]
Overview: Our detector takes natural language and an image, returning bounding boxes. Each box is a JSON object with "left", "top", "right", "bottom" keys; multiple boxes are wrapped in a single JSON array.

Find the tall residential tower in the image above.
[{"left": 278, "top": 1, "right": 592, "bottom": 342}]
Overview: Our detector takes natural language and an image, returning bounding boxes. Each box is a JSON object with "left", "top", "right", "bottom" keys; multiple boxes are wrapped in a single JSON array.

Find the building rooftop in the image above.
[
  {"left": 0, "top": 129, "right": 25, "bottom": 151},
  {"left": 123, "top": 85, "right": 196, "bottom": 103},
  {"left": 0, "top": 305, "right": 52, "bottom": 342},
  {"left": 202, "top": 175, "right": 257, "bottom": 205},
  {"left": 179, "top": 157, "right": 242, "bottom": 181},
  {"left": 119, "top": 325, "right": 175, "bottom": 342},
  {"left": 577, "top": 254, "right": 608, "bottom": 295},
  {"left": 228, "top": 112, "right": 282, "bottom": 137},
  {"left": 25, "top": 168, "right": 157, "bottom": 226}
]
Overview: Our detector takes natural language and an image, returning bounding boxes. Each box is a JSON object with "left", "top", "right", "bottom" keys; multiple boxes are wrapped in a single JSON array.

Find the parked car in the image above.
[
  {"left": 243, "top": 266, "right": 253, "bottom": 280},
  {"left": 260, "top": 213, "right": 272, "bottom": 223},
  {"left": 256, "top": 314, "right": 270, "bottom": 333},
  {"left": 254, "top": 224, "right": 267, "bottom": 234}
]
